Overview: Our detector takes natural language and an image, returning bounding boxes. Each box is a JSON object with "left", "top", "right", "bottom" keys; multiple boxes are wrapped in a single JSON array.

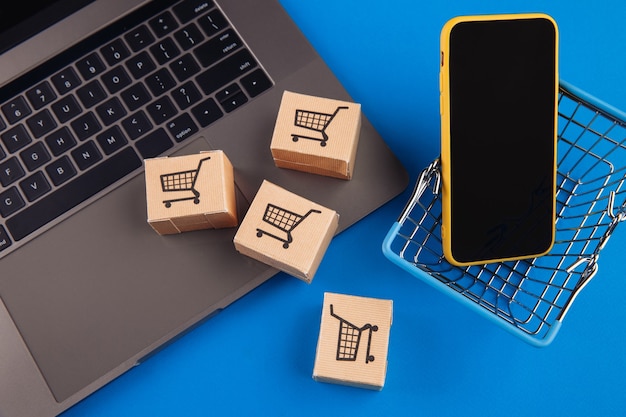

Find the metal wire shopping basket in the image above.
[{"left": 382, "top": 81, "right": 626, "bottom": 347}]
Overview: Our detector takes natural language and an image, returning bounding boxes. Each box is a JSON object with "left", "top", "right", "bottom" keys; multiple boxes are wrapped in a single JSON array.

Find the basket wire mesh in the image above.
[{"left": 382, "top": 82, "right": 626, "bottom": 346}]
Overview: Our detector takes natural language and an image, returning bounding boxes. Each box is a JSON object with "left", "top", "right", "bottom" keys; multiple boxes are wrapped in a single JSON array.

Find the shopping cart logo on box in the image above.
[
  {"left": 256, "top": 203, "right": 320, "bottom": 248},
  {"left": 330, "top": 304, "right": 378, "bottom": 364},
  {"left": 291, "top": 106, "right": 348, "bottom": 146},
  {"left": 160, "top": 156, "right": 210, "bottom": 208}
]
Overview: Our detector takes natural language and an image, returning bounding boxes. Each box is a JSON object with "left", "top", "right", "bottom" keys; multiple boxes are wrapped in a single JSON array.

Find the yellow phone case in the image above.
[{"left": 439, "top": 13, "right": 559, "bottom": 266}]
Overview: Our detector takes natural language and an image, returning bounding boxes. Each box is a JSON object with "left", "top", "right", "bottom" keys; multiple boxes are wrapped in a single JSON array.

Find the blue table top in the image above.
[{"left": 63, "top": 1, "right": 626, "bottom": 416}]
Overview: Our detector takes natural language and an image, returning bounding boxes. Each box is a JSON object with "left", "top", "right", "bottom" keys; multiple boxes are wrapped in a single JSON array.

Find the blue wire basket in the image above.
[{"left": 382, "top": 81, "right": 626, "bottom": 347}]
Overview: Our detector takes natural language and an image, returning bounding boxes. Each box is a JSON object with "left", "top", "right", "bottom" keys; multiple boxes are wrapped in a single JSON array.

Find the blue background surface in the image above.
[{"left": 63, "top": 1, "right": 626, "bottom": 416}]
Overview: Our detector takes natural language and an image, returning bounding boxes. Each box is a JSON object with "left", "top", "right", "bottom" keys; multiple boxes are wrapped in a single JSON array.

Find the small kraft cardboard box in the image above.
[
  {"left": 270, "top": 90, "right": 361, "bottom": 180},
  {"left": 313, "top": 292, "right": 393, "bottom": 391},
  {"left": 144, "top": 151, "right": 237, "bottom": 235},
  {"left": 233, "top": 180, "right": 339, "bottom": 283}
]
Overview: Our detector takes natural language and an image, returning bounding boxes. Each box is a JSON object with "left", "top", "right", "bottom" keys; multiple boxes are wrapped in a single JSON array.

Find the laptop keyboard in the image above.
[{"left": 0, "top": 0, "right": 273, "bottom": 257}]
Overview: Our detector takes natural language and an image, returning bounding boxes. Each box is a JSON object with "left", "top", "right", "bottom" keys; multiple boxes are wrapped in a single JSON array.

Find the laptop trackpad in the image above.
[{"left": 0, "top": 138, "right": 276, "bottom": 402}]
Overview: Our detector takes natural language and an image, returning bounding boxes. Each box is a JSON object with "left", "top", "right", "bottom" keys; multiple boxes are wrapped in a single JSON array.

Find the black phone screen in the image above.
[{"left": 446, "top": 16, "right": 557, "bottom": 264}]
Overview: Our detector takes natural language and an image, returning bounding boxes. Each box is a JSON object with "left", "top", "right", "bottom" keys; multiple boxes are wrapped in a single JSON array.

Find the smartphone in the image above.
[{"left": 439, "top": 13, "right": 558, "bottom": 266}]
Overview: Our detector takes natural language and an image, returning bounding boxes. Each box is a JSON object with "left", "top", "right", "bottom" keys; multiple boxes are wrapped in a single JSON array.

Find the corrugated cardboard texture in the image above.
[
  {"left": 313, "top": 292, "right": 393, "bottom": 391},
  {"left": 144, "top": 151, "right": 237, "bottom": 235},
  {"left": 270, "top": 90, "right": 361, "bottom": 179},
  {"left": 233, "top": 180, "right": 339, "bottom": 283}
]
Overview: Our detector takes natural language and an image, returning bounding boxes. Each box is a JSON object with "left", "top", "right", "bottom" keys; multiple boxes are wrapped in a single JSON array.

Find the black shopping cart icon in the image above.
[
  {"left": 291, "top": 106, "right": 348, "bottom": 146},
  {"left": 256, "top": 203, "right": 320, "bottom": 248},
  {"left": 160, "top": 156, "right": 211, "bottom": 208},
  {"left": 330, "top": 304, "right": 378, "bottom": 364}
]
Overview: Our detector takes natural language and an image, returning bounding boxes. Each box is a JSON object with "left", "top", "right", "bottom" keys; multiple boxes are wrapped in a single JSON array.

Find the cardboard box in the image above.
[
  {"left": 144, "top": 151, "right": 237, "bottom": 235},
  {"left": 233, "top": 180, "right": 339, "bottom": 283},
  {"left": 270, "top": 90, "right": 361, "bottom": 179},
  {"left": 313, "top": 292, "right": 393, "bottom": 391}
]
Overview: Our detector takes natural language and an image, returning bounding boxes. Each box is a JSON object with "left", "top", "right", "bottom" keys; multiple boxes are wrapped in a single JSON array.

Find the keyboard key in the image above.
[
  {"left": 0, "top": 187, "right": 25, "bottom": 218},
  {"left": 1, "top": 125, "right": 32, "bottom": 153},
  {"left": 147, "top": 96, "right": 178, "bottom": 124},
  {"left": 96, "top": 97, "right": 127, "bottom": 126},
  {"left": 216, "top": 83, "right": 241, "bottom": 103},
  {"left": 100, "top": 38, "right": 131, "bottom": 66},
  {"left": 2, "top": 96, "right": 31, "bottom": 124},
  {"left": 121, "top": 83, "right": 152, "bottom": 111},
  {"left": 136, "top": 128, "right": 172, "bottom": 158},
  {"left": 216, "top": 83, "right": 248, "bottom": 113},
  {"left": 52, "top": 95, "right": 82, "bottom": 123},
  {"left": 76, "top": 52, "right": 106, "bottom": 80},
  {"left": 0, "top": 157, "right": 25, "bottom": 186},
  {"left": 196, "top": 49, "right": 257, "bottom": 95},
  {"left": 45, "top": 127, "right": 77, "bottom": 156},
  {"left": 101, "top": 65, "right": 132, "bottom": 94},
  {"left": 26, "top": 109, "right": 57, "bottom": 138},
  {"left": 0, "top": 225, "right": 11, "bottom": 252},
  {"left": 197, "top": 8, "right": 228, "bottom": 37},
  {"left": 171, "top": 81, "right": 202, "bottom": 110},
  {"left": 45, "top": 156, "right": 76, "bottom": 186},
  {"left": 51, "top": 67, "right": 81, "bottom": 95},
  {"left": 219, "top": 92, "right": 247, "bottom": 113},
  {"left": 191, "top": 97, "right": 223, "bottom": 127},
  {"left": 150, "top": 38, "right": 180, "bottom": 65},
  {"left": 96, "top": 126, "right": 128, "bottom": 155},
  {"left": 167, "top": 113, "right": 198, "bottom": 143},
  {"left": 145, "top": 68, "right": 176, "bottom": 96},
  {"left": 149, "top": 11, "right": 179, "bottom": 38},
  {"left": 122, "top": 111, "right": 153, "bottom": 140},
  {"left": 77, "top": 80, "right": 107, "bottom": 108},
  {"left": 174, "top": 23, "right": 204, "bottom": 50},
  {"left": 173, "top": 0, "right": 216, "bottom": 23},
  {"left": 20, "top": 142, "right": 51, "bottom": 171},
  {"left": 71, "top": 140, "right": 102, "bottom": 170},
  {"left": 7, "top": 147, "right": 141, "bottom": 241},
  {"left": 170, "top": 54, "right": 200, "bottom": 82},
  {"left": 26, "top": 81, "right": 57, "bottom": 110},
  {"left": 124, "top": 25, "right": 155, "bottom": 52},
  {"left": 126, "top": 51, "right": 156, "bottom": 79},
  {"left": 19, "top": 171, "right": 51, "bottom": 202},
  {"left": 194, "top": 29, "right": 242, "bottom": 67},
  {"left": 241, "top": 69, "right": 273, "bottom": 97},
  {"left": 70, "top": 112, "right": 102, "bottom": 141}
]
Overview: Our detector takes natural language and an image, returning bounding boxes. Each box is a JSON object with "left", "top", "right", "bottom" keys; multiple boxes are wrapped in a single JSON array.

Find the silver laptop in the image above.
[{"left": 0, "top": 1, "right": 408, "bottom": 416}]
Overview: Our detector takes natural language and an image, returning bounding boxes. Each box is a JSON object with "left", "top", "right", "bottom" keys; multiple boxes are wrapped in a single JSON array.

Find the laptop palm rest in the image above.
[{"left": 0, "top": 138, "right": 276, "bottom": 402}]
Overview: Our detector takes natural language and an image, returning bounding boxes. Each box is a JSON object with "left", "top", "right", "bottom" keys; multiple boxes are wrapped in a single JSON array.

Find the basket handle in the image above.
[{"left": 398, "top": 158, "right": 441, "bottom": 224}]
